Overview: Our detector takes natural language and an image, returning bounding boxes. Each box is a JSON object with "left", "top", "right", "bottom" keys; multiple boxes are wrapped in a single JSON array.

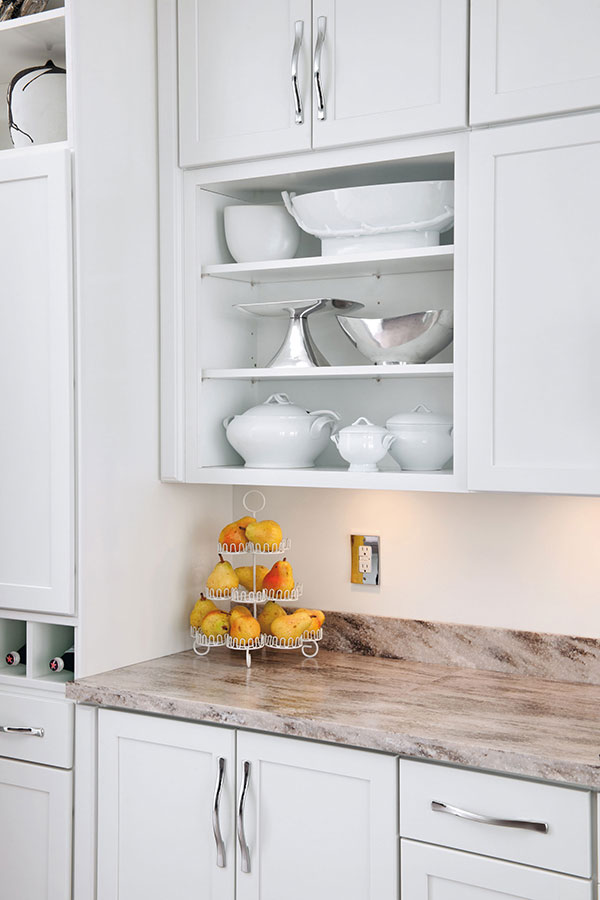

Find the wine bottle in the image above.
[
  {"left": 5, "top": 644, "right": 26, "bottom": 666},
  {"left": 49, "top": 646, "right": 74, "bottom": 673}
]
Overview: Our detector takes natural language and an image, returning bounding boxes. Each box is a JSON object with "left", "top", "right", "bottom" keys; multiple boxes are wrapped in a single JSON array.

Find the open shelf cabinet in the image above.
[{"left": 0, "top": 614, "right": 75, "bottom": 693}]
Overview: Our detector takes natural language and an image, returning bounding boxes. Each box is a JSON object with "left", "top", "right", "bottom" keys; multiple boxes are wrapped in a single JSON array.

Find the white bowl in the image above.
[
  {"left": 331, "top": 418, "right": 395, "bottom": 472},
  {"left": 282, "top": 181, "right": 454, "bottom": 256},
  {"left": 224, "top": 205, "right": 301, "bottom": 263}
]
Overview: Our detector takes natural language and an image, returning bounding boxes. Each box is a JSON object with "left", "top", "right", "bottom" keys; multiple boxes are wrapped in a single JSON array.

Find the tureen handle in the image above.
[
  {"left": 281, "top": 191, "right": 309, "bottom": 232},
  {"left": 411, "top": 404, "right": 432, "bottom": 414},
  {"left": 330, "top": 433, "right": 340, "bottom": 446},
  {"left": 352, "top": 417, "right": 374, "bottom": 426},
  {"left": 310, "top": 410, "right": 341, "bottom": 436},
  {"left": 265, "top": 393, "right": 291, "bottom": 405},
  {"left": 223, "top": 415, "right": 235, "bottom": 430},
  {"left": 382, "top": 433, "right": 396, "bottom": 450}
]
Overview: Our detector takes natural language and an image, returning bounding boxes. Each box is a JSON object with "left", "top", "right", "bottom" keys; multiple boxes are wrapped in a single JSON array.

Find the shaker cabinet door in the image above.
[
  {"left": 468, "top": 113, "right": 600, "bottom": 494},
  {"left": 235, "top": 730, "right": 398, "bottom": 900},
  {"left": 0, "top": 148, "right": 74, "bottom": 614},
  {"left": 97, "top": 709, "right": 235, "bottom": 900},
  {"left": 470, "top": 0, "right": 600, "bottom": 125},
  {"left": 312, "top": 0, "right": 467, "bottom": 149},
  {"left": 178, "top": 0, "right": 312, "bottom": 166}
]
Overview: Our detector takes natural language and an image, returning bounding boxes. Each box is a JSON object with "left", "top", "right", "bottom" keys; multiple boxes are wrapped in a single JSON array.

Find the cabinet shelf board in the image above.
[
  {"left": 193, "top": 466, "right": 458, "bottom": 491},
  {"left": 202, "top": 363, "right": 454, "bottom": 381},
  {"left": 202, "top": 246, "right": 454, "bottom": 284},
  {"left": 0, "top": 8, "right": 65, "bottom": 83}
]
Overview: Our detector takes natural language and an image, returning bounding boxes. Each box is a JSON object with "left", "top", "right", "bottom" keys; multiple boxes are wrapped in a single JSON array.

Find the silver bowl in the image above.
[{"left": 336, "top": 309, "right": 453, "bottom": 365}]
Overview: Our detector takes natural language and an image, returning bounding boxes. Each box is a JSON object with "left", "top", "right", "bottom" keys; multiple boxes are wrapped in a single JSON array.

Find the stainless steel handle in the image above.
[
  {"left": 431, "top": 801, "right": 548, "bottom": 834},
  {"left": 212, "top": 757, "right": 226, "bottom": 868},
  {"left": 237, "top": 760, "right": 251, "bottom": 873},
  {"left": 313, "top": 16, "right": 327, "bottom": 120},
  {"left": 291, "top": 20, "right": 304, "bottom": 124},
  {"left": 0, "top": 725, "right": 44, "bottom": 738}
]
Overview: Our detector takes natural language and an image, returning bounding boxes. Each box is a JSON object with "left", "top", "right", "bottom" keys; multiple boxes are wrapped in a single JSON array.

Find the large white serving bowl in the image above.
[
  {"left": 224, "top": 204, "right": 301, "bottom": 263},
  {"left": 282, "top": 181, "right": 454, "bottom": 256}
]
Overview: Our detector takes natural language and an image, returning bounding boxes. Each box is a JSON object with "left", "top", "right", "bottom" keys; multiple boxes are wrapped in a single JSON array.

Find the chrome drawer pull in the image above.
[
  {"left": 237, "top": 760, "right": 251, "bottom": 873},
  {"left": 313, "top": 16, "right": 327, "bottom": 120},
  {"left": 212, "top": 757, "right": 226, "bottom": 868},
  {"left": 431, "top": 801, "right": 548, "bottom": 833},
  {"left": 0, "top": 725, "right": 44, "bottom": 738},
  {"left": 291, "top": 20, "right": 304, "bottom": 124}
]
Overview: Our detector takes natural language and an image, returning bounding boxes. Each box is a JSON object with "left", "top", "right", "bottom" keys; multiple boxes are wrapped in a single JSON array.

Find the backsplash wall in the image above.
[{"left": 233, "top": 487, "right": 600, "bottom": 638}]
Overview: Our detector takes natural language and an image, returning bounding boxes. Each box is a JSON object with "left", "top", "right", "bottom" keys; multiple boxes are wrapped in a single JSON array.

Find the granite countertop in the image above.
[{"left": 66, "top": 647, "right": 600, "bottom": 788}]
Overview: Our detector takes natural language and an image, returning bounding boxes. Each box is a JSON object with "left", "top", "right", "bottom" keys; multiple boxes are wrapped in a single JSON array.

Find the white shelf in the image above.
[
  {"left": 0, "top": 8, "right": 66, "bottom": 84},
  {"left": 194, "top": 466, "right": 458, "bottom": 491},
  {"left": 202, "top": 363, "right": 453, "bottom": 381},
  {"left": 202, "top": 246, "right": 454, "bottom": 284}
]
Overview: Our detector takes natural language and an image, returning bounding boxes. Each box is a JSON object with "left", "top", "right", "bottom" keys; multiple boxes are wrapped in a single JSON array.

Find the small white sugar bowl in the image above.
[{"left": 331, "top": 417, "right": 395, "bottom": 472}]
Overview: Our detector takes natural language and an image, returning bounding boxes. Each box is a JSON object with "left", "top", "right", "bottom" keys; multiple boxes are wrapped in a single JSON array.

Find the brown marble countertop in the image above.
[{"left": 66, "top": 648, "right": 600, "bottom": 788}]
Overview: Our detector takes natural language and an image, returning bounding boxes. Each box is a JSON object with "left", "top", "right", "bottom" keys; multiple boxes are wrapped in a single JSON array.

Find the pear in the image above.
[
  {"left": 296, "top": 608, "right": 325, "bottom": 633},
  {"left": 230, "top": 614, "right": 261, "bottom": 645},
  {"left": 230, "top": 605, "right": 252, "bottom": 621},
  {"left": 201, "top": 609, "right": 230, "bottom": 638},
  {"left": 271, "top": 610, "right": 312, "bottom": 642},
  {"left": 235, "top": 565, "right": 269, "bottom": 592},
  {"left": 218, "top": 516, "right": 256, "bottom": 550},
  {"left": 262, "top": 558, "right": 294, "bottom": 597},
  {"left": 206, "top": 554, "right": 239, "bottom": 596},
  {"left": 245, "top": 520, "right": 283, "bottom": 551},
  {"left": 190, "top": 594, "right": 217, "bottom": 629},
  {"left": 258, "top": 600, "right": 286, "bottom": 635}
]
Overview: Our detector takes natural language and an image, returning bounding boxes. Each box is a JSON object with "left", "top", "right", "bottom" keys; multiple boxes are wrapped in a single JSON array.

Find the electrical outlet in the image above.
[{"left": 351, "top": 535, "right": 380, "bottom": 585}]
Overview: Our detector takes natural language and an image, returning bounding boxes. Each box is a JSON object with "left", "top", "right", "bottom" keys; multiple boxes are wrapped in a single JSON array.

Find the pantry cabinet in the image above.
[
  {"left": 470, "top": 0, "right": 600, "bottom": 125},
  {"left": 468, "top": 112, "right": 600, "bottom": 495},
  {"left": 177, "top": 0, "right": 468, "bottom": 167}
]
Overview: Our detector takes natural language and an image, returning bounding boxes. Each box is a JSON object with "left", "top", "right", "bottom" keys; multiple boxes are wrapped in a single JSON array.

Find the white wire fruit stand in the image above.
[{"left": 191, "top": 490, "right": 322, "bottom": 667}]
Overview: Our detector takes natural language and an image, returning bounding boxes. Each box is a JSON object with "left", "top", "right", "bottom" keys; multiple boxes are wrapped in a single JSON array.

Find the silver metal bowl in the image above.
[{"left": 336, "top": 309, "right": 453, "bottom": 365}]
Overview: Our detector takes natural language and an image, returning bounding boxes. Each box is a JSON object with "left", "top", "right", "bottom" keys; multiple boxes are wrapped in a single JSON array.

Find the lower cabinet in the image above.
[
  {"left": 401, "top": 840, "right": 593, "bottom": 900},
  {"left": 0, "top": 757, "right": 72, "bottom": 900}
]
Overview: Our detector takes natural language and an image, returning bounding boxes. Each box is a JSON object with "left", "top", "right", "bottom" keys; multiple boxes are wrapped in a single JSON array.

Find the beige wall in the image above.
[{"left": 234, "top": 487, "right": 600, "bottom": 638}]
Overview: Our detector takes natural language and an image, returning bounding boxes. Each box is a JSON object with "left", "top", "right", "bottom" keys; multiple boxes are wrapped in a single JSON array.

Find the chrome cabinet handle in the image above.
[
  {"left": 431, "top": 801, "right": 548, "bottom": 834},
  {"left": 212, "top": 757, "right": 226, "bottom": 868},
  {"left": 237, "top": 760, "right": 251, "bottom": 874},
  {"left": 0, "top": 725, "right": 44, "bottom": 738},
  {"left": 313, "top": 15, "right": 327, "bottom": 120},
  {"left": 291, "top": 20, "right": 304, "bottom": 124}
]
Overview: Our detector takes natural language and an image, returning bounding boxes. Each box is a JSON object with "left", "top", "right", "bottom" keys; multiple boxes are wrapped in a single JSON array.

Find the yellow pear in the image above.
[
  {"left": 219, "top": 516, "right": 255, "bottom": 550},
  {"left": 230, "top": 614, "right": 261, "bottom": 645},
  {"left": 262, "top": 558, "right": 295, "bottom": 596},
  {"left": 206, "top": 555, "right": 239, "bottom": 596},
  {"left": 258, "top": 600, "right": 286, "bottom": 635},
  {"left": 190, "top": 594, "right": 217, "bottom": 629},
  {"left": 245, "top": 520, "right": 283, "bottom": 551},
  {"left": 270, "top": 610, "right": 312, "bottom": 642},
  {"left": 296, "top": 608, "right": 325, "bottom": 633},
  {"left": 230, "top": 605, "right": 252, "bottom": 621},
  {"left": 235, "top": 565, "right": 269, "bottom": 592},
  {"left": 201, "top": 609, "right": 230, "bottom": 639}
]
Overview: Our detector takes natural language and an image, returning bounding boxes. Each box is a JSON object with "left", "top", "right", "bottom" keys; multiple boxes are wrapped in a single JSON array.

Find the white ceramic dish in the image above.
[
  {"left": 224, "top": 204, "right": 301, "bottom": 263},
  {"left": 8, "top": 60, "right": 67, "bottom": 148},
  {"left": 331, "top": 418, "right": 395, "bottom": 472},
  {"left": 336, "top": 309, "right": 453, "bottom": 365},
  {"left": 223, "top": 393, "right": 340, "bottom": 469},
  {"left": 282, "top": 181, "right": 454, "bottom": 256},
  {"left": 386, "top": 405, "right": 453, "bottom": 471}
]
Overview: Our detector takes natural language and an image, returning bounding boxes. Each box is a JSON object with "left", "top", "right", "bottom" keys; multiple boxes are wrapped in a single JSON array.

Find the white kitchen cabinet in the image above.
[
  {"left": 236, "top": 730, "right": 398, "bottom": 900},
  {"left": 0, "top": 756, "right": 73, "bottom": 900},
  {"left": 96, "top": 709, "right": 236, "bottom": 900},
  {"left": 312, "top": 0, "right": 467, "bottom": 149},
  {"left": 401, "top": 840, "right": 593, "bottom": 900},
  {"left": 470, "top": 0, "right": 600, "bottom": 125},
  {"left": 177, "top": 0, "right": 467, "bottom": 167},
  {"left": 0, "top": 148, "right": 74, "bottom": 615},
  {"left": 468, "top": 112, "right": 600, "bottom": 494}
]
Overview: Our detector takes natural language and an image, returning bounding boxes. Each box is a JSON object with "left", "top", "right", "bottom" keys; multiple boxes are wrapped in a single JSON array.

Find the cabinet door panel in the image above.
[
  {"left": 468, "top": 114, "right": 600, "bottom": 494},
  {"left": 471, "top": 0, "right": 600, "bottom": 125},
  {"left": 0, "top": 148, "right": 74, "bottom": 613},
  {"left": 313, "top": 0, "right": 467, "bottom": 148},
  {"left": 97, "top": 710, "right": 235, "bottom": 900},
  {"left": 236, "top": 731, "right": 397, "bottom": 900},
  {"left": 0, "top": 757, "right": 72, "bottom": 900},
  {"left": 401, "top": 840, "right": 592, "bottom": 900},
  {"left": 178, "top": 0, "right": 312, "bottom": 166}
]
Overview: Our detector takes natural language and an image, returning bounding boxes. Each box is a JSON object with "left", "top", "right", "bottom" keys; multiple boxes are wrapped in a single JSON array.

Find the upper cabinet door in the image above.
[
  {"left": 178, "top": 0, "right": 312, "bottom": 166},
  {"left": 0, "top": 148, "right": 74, "bottom": 614},
  {"left": 471, "top": 0, "right": 600, "bottom": 125},
  {"left": 312, "top": 0, "right": 468, "bottom": 149},
  {"left": 468, "top": 113, "right": 600, "bottom": 495}
]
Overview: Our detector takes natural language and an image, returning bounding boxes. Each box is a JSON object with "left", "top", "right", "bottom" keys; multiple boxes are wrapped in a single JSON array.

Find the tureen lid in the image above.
[
  {"left": 339, "top": 417, "right": 389, "bottom": 435},
  {"left": 238, "top": 393, "right": 313, "bottom": 418},
  {"left": 386, "top": 404, "right": 452, "bottom": 427}
]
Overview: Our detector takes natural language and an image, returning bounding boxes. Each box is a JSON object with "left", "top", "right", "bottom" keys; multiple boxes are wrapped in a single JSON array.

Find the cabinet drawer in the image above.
[
  {"left": 400, "top": 760, "right": 591, "bottom": 877},
  {"left": 0, "top": 692, "right": 73, "bottom": 769}
]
